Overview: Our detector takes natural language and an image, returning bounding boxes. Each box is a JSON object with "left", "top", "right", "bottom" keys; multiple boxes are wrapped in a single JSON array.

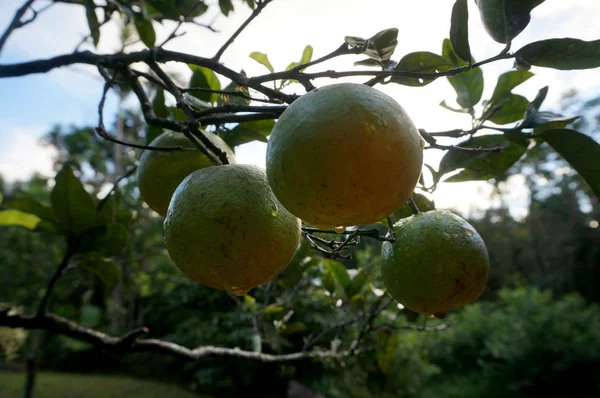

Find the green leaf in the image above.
[
  {"left": 51, "top": 164, "right": 96, "bottom": 236},
  {"left": 3, "top": 197, "right": 56, "bottom": 222},
  {"left": 450, "top": 0, "right": 471, "bottom": 63},
  {"left": 219, "top": 0, "right": 234, "bottom": 16},
  {"left": 134, "top": 14, "right": 156, "bottom": 48},
  {"left": 515, "top": 38, "right": 600, "bottom": 70},
  {"left": 249, "top": 52, "right": 274, "bottom": 73},
  {"left": 244, "top": 294, "right": 258, "bottom": 314},
  {"left": 280, "top": 322, "right": 308, "bottom": 336},
  {"left": 84, "top": 0, "right": 100, "bottom": 47},
  {"left": 527, "top": 86, "right": 548, "bottom": 114},
  {"left": 345, "top": 28, "right": 399, "bottom": 62},
  {"left": 222, "top": 119, "right": 275, "bottom": 148},
  {"left": 442, "top": 39, "right": 484, "bottom": 108},
  {"left": 377, "top": 332, "right": 398, "bottom": 374},
  {"left": 346, "top": 269, "right": 368, "bottom": 298},
  {"left": 0, "top": 193, "right": 3, "bottom": 205},
  {"left": 391, "top": 52, "right": 452, "bottom": 87},
  {"left": 523, "top": 112, "right": 579, "bottom": 132},
  {"left": 487, "top": 94, "right": 529, "bottom": 125},
  {"left": 80, "top": 256, "right": 122, "bottom": 292},
  {"left": 264, "top": 305, "right": 285, "bottom": 315},
  {"left": 299, "top": 45, "right": 313, "bottom": 67},
  {"left": 489, "top": 70, "right": 534, "bottom": 104},
  {"left": 153, "top": 89, "right": 169, "bottom": 118},
  {"left": 217, "top": 75, "right": 251, "bottom": 106},
  {"left": 80, "top": 304, "right": 102, "bottom": 328},
  {"left": 321, "top": 259, "right": 350, "bottom": 289},
  {"left": 475, "top": 0, "right": 545, "bottom": 44},
  {"left": 245, "top": 0, "right": 255, "bottom": 9},
  {"left": 75, "top": 224, "right": 128, "bottom": 256},
  {"left": 147, "top": 0, "right": 208, "bottom": 21},
  {"left": 439, "top": 100, "right": 470, "bottom": 114},
  {"left": 0, "top": 210, "right": 40, "bottom": 230},
  {"left": 393, "top": 193, "right": 436, "bottom": 220},
  {"left": 321, "top": 268, "right": 335, "bottom": 294},
  {"left": 541, "top": 129, "right": 600, "bottom": 198},
  {"left": 189, "top": 65, "right": 222, "bottom": 103},
  {"left": 438, "top": 135, "right": 527, "bottom": 182},
  {"left": 353, "top": 58, "right": 383, "bottom": 67}
]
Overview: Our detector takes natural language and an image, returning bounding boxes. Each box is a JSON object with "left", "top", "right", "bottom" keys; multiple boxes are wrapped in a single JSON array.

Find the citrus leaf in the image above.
[
  {"left": 219, "top": 0, "right": 234, "bottom": 16},
  {"left": 249, "top": 52, "right": 274, "bottom": 73},
  {"left": 244, "top": 294, "right": 258, "bottom": 314},
  {"left": 189, "top": 65, "right": 221, "bottom": 103},
  {"left": 321, "top": 259, "right": 350, "bottom": 289},
  {"left": 391, "top": 52, "right": 452, "bottom": 87},
  {"left": 541, "top": 129, "right": 600, "bottom": 198},
  {"left": 528, "top": 86, "right": 548, "bottom": 114},
  {"left": 487, "top": 94, "right": 529, "bottom": 125},
  {"left": 264, "top": 305, "right": 285, "bottom": 315},
  {"left": 345, "top": 28, "right": 399, "bottom": 62},
  {"left": 75, "top": 224, "right": 128, "bottom": 256},
  {"left": 134, "top": 14, "right": 156, "bottom": 48},
  {"left": 442, "top": 39, "right": 483, "bottom": 108},
  {"left": 321, "top": 268, "right": 336, "bottom": 294},
  {"left": 438, "top": 135, "right": 527, "bottom": 182},
  {"left": 346, "top": 269, "right": 368, "bottom": 298},
  {"left": 393, "top": 193, "right": 435, "bottom": 220},
  {"left": 245, "top": 0, "right": 255, "bottom": 9},
  {"left": 450, "top": 0, "right": 471, "bottom": 63},
  {"left": 299, "top": 45, "right": 313, "bottom": 68},
  {"left": 354, "top": 58, "right": 382, "bottom": 67},
  {"left": 439, "top": 100, "right": 470, "bottom": 113},
  {"left": 0, "top": 210, "right": 40, "bottom": 230},
  {"left": 489, "top": 70, "right": 534, "bottom": 104},
  {"left": 51, "top": 164, "right": 96, "bottom": 236},
  {"left": 280, "top": 322, "right": 308, "bottom": 336},
  {"left": 84, "top": 0, "right": 100, "bottom": 46},
  {"left": 80, "top": 256, "right": 122, "bottom": 292},
  {"left": 377, "top": 331, "right": 398, "bottom": 374},
  {"left": 80, "top": 304, "right": 102, "bottom": 328},
  {"left": 222, "top": 119, "right": 274, "bottom": 148},
  {"left": 475, "top": 0, "right": 545, "bottom": 44},
  {"left": 515, "top": 38, "right": 600, "bottom": 70},
  {"left": 3, "top": 197, "right": 56, "bottom": 222}
]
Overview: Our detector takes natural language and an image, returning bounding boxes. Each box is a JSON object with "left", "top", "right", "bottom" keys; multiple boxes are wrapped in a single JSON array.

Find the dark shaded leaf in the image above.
[
  {"left": 217, "top": 77, "right": 251, "bottom": 106},
  {"left": 487, "top": 94, "right": 529, "bottom": 125},
  {"left": 442, "top": 39, "right": 484, "bottom": 108},
  {"left": 515, "top": 38, "right": 600, "bottom": 70},
  {"left": 51, "top": 164, "right": 96, "bottom": 235},
  {"left": 75, "top": 224, "right": 128, "bottom": 256},
  {"left": 249, "top": 51, "right": 274, "bottom": 73},
  {"left": 475, "top": 0, "right": 545, "bottom": 44},
  {"left": 354, "top": 58, "right": 382, "bottom": 67},
  {"left": 321, "top": 268, "right": 335, "bottom": 294},
  {"left": 0, "top": 210, "right": 40, "bottom": 230},
  {"left": 84, "top": 0, "right": 100, "bottom": 46},
  {"left": 222, "top": 119, "right": 274, "bottom": 148},
  {"left": 528, "top": 86, "right": 548, "bottom": 113},
  {"left": 346, "top": 269, "right": 368, "bottom": 298},
  {"left": 189, "top": 65, "right": 221, "bottom": 103},
  {"left": 391, "top": 52, "right": 452, "bottom": 87},
  {"left": 321, "top": 259, "right": 350, "bottom": 289},
  {"left": 438, "top": 135, "right": 527, "bottom": 182},
  {"left": 523, "top": 112, "right": 579, "bottom": 131},
  {"left": 134, "top": 14, "right": 156, "bottom": 48},
  {"left": 219, "top": 0, "right": 234, "bottom": 16},
  {"left": 393, "top": 193, "right": 436, "bottom": 220},
  {"left": 345, "top": 28, "right": 399, "bottom": 62},
  {"left": 146, "top": 0, "right": 208, "bottom": 21},
  {"left": 541, "top": 129, "right": 600, "bottom": 198},
  {"left": 450, "top": 0, "right": 471, "bottom": 62},
  {"left": 245, "top": 0, "right": 255, "bottom": 9},
  {"left": 80, "top": 256, "right": 122, "bottom": 292},
  {"left": 489, "top": 70, "right": 534, "bottom": 104},
  {"left": 377, "top": 331, "right": 398, "bottom": 374},
  {"left": 280, "top": 322, "right": 308, "bottom": 336}
]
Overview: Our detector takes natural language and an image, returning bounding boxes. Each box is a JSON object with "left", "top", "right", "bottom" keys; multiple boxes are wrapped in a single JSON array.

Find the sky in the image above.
[{"left": 0, "top": 0, "right": 599, "bottom": 217}]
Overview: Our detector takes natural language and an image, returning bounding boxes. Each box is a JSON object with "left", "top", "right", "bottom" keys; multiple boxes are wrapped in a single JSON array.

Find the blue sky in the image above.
[{"left": 0, "top": 0, "right": 599, "bottom": 216}]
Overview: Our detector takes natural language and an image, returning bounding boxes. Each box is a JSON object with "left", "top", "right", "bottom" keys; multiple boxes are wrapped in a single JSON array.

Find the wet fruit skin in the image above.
[
  {"left": 266, "top": 83, "right": 423, "bottom": 228},
  {"left": 381, "top": 210, "right": 490, "bottom": 318},
  {"left": 137, "top": 131, "right": 235, "bottom": 217},
  {"left": 164, "top": 164, "right": 302, "bottom": 296}
]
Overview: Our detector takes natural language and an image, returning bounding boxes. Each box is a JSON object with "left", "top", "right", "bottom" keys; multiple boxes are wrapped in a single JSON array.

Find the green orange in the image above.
[
  {"left": 136, "top": 131, "right": 235, "bottom": 216},
  {"left": 163, "top": 164, "right": 302, "bottom": 296},
  {"left": 266, "top": 83, "right": 423, "bottom": 228},
  {"left": 381, "top": 210, "right": 489, "bottom": 318}
]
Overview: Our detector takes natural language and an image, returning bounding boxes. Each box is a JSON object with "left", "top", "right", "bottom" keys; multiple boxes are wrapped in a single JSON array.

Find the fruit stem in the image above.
[{"left": 408, "top": 195, "right": 421, "bottom": 215}]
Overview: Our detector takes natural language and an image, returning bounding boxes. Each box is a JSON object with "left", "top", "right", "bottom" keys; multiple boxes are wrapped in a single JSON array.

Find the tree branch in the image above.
[
  {"left": 213, "top": 0, "right": 273, "bottom": 61},
  {"left": 0, "top": 311, "right": 352, "bottom": 363},
  {"left": 0, "top": 0, "right": 36, "bottom": 56}
]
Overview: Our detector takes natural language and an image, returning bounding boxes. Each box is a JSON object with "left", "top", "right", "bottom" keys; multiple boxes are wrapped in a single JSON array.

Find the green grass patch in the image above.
[{"left": 0, "top": 371, "right": 208, "bottom": 398}]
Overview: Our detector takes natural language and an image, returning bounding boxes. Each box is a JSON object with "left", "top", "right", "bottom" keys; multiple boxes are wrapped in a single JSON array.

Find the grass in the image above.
[{"left": 0, "top": 371, "right": 208, "bottom": 398}]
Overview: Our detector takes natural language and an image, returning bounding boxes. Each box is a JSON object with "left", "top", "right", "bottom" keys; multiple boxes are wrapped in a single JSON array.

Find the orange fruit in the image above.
[
  {"left": 381, "top": 210, "right": 489, "bottom": 318},
  {"left": 266, "top": 83, "right": 423, "bottom": 228},
  {"left": 163, "top": 164, "right": 302, "bottom": 296}
]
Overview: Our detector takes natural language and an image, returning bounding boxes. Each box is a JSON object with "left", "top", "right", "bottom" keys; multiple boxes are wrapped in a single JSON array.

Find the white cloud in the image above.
[{"left": 0, "top": 126, "right": 56, "bottom": 182}]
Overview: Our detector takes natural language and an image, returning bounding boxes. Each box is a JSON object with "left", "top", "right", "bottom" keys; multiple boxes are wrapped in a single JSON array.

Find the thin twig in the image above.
[
  {"left": 419, "top": 129, "right": 505, "bottom": 153},
  {"left": 0, "top": 0, "right": 36, "bottom": 56},
  {"left": 96, "top": 166, "right": 138, "bottom": 211},
  {"left": 213, "top": 0, "right": 274, "bottom": 61},
  {"left": 36, "top": 248, "right": 75, "bottom": 318},
  {"left": 158, "top": 1, "right": 208, "bottom": 47}
]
